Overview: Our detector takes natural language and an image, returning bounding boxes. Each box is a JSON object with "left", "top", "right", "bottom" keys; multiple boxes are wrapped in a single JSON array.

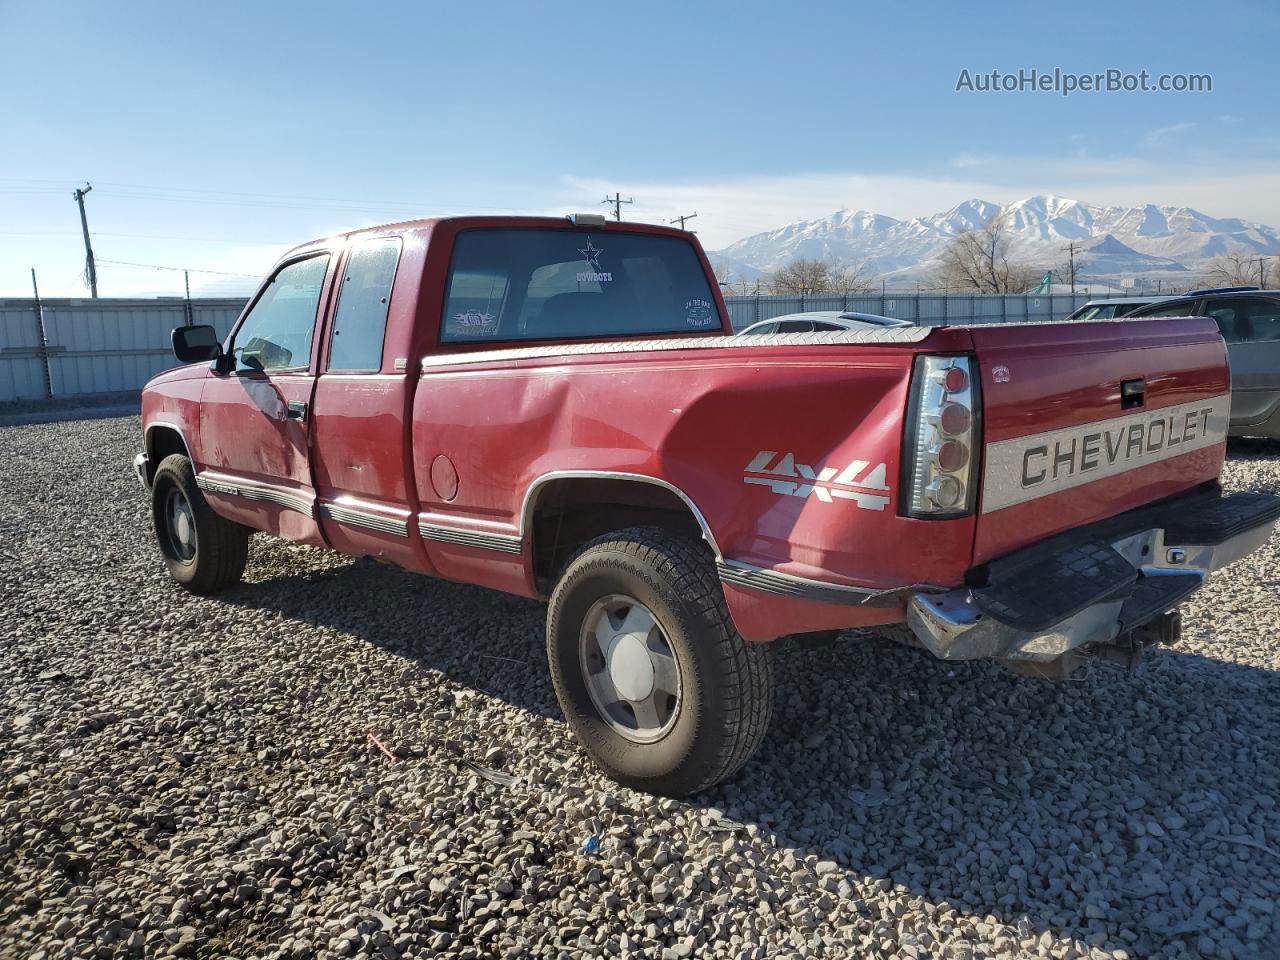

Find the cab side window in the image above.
[
  {"left": 328, "top": 237, "right": 402, "bottom": 371},
  {"left": 233, "top": 255, "right": 331, "bottom": 373},
  {"left": 1205, "top": 297, "right": 1280, "bottom": 343}
]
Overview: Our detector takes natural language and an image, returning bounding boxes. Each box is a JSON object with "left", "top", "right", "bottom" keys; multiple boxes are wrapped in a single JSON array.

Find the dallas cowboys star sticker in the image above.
[{"left": 578, "top": 238, "right": 604, "bottom": 271}]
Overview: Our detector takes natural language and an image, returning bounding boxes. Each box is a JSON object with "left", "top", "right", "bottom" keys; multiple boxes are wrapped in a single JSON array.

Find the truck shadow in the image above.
[{"left": 219, "top": 553, "right": 1280, "bottom": 956}]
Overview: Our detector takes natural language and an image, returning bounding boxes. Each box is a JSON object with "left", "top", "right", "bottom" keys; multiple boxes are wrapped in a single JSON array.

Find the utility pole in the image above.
[
  {"left": 72, "top": 182, "right": 98, "bottom": 298},
  {"left": 184, "top": 269, "right": 193, "bottom": 325},
  {"left": 1248, "top": 256, "right": 1270, "bottom": 287},
  {"left": 601, "top": 192, "right": 633, "bottom": 221},
  {"left": 1060, "top": 242, "right": 1078, "bottom": 294},
  {"left": 669, "top": 211, "right": 697, "bottom": 231}
]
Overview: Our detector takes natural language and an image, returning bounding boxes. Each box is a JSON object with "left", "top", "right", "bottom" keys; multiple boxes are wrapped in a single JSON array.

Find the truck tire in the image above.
[
  {"left": 546, "top": 527, "right": 772, "bottom": 796},
  {"left": 151, "top": 453, "right": 249, "bottom": 595}
]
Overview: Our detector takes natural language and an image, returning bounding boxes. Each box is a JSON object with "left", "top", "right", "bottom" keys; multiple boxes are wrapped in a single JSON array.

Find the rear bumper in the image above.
[{"left": 907, "top": 489, "right": 1280, "bottom": 663}]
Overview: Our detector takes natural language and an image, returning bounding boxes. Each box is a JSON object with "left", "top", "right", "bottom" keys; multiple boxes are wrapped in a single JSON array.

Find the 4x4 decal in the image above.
[{"left": 743, "top": 451, "right": 891, "bottom": 511}]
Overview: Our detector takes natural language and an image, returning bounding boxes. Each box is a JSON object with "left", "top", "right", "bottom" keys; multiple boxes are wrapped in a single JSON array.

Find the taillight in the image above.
[{"left": 902, "top": 354, "right": 980, "bottom": 518}]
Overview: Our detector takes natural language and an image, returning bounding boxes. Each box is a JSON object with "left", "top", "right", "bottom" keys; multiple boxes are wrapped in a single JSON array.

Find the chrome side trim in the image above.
[
  {"left": 321, "top": 502, "right": 410, "bottom": 538},
  {"left": 422, "top": 327, "right": 932, "bottom": 370},
  {"left": 519, "top": 470, "right": 723, "bottom": 559},
  {"left": 419, "top": 521, "right": 523, "bottom": 555},
  {"left": 716, "top": 560, "right": 916, "bottom": 608},
  {"left": 195, "top": 473, "right": 315, "bottom": 518}
]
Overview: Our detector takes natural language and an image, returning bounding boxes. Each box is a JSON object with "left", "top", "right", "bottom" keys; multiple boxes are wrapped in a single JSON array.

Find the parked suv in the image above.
[{"left": 1128, "top": 287, "right": 1280, "bottom": 439}]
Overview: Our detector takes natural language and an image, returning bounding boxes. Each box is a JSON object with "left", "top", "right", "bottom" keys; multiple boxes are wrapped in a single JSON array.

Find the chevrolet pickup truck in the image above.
[{"left": 135, "top": 214, "right": 1280, "bottom": 796}]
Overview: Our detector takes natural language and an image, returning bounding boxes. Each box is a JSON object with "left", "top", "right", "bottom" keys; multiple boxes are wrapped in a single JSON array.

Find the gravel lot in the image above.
[{"left": 2, "top": 413, "right": 1279, "bottom": 960}]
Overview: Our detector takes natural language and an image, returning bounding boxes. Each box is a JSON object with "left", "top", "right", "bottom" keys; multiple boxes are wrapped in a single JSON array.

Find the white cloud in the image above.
[{"left": 1140, "top": 121, "right": 1197, "bottom": 146}]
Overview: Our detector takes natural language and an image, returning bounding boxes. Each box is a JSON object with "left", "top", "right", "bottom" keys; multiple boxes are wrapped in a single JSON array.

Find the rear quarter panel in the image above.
[{"left": 412, "top": 331, "right": 979, "bottom": 599}]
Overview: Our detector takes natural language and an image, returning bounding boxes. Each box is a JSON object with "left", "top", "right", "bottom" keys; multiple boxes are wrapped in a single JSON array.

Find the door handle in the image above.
[{"left": 286, "top": 401, "right": 308, "bottom": 421}]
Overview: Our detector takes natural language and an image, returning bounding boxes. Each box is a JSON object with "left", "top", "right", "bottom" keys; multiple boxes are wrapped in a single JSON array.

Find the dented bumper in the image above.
[{"left": 907, "top": 489, "right": 1280, "bottom": 663}]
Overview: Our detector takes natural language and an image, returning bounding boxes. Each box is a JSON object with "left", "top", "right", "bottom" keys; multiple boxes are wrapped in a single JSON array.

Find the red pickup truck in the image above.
[{"left": 136, "top": 214, "right": 1280, "bottom": 796}]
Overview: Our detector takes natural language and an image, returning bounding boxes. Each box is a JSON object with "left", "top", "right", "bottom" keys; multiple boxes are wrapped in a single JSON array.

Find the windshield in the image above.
[{"left": 441, "top": 228, "right": 723, "bottom": 343}]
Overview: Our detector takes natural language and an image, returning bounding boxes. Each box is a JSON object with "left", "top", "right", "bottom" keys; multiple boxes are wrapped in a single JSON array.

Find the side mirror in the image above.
[{"left": 172, "top": 325, "right": 222, "bottom": 364}]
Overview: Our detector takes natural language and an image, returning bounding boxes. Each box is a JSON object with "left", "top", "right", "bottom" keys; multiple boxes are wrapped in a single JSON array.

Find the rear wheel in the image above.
[
  {"left": 546, "top": 527, "right": 772, "bottom": 796},
  {"left": 151, "top": 454, "right": 249, "bottom": 594}
]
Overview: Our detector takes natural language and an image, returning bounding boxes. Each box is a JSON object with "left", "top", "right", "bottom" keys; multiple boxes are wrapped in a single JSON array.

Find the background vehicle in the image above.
[
  {"left": 1061, "top": 296, "right": 1180, "bottom": 323},
  {"left": 1127, "top": 287, "right": 1280, "bottom": 439},
  {"left": 135, "top": 217, "right": 1279, "bottom": 796},
  {"left": 737, "top": 310, "right": 912, "bottom": 335}
]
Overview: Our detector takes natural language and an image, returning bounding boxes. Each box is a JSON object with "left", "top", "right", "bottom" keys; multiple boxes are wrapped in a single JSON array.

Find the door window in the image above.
[
  {"left": 775, "top": 319, "right": 814, "bottom": 332},
  {"left": 1204, "top": 297, "right": 1280, "bottom": 343},
  {"left": 233, "top": 255, "right": 331, "bottom": 372},
  {"left": 1131, "top": 299, "right": 1203, "bottom": 319},
  {"left": 328, "top": 237, "right": 402, "bottom": 371}
]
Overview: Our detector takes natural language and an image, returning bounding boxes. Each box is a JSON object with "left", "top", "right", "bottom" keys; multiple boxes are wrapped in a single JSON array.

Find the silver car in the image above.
[
  {"left": 1062, "top": 295, "right": 1182, "bottom": 322},
  {"left": 737, "top": 310, "right": 912, "bottom": 335},
  {"left": 1128, "top": 287, "right": 1280, "bottom": 439}
]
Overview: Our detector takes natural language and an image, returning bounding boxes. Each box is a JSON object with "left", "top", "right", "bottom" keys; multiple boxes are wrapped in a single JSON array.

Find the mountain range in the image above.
[{"left": 709, "top": 195, "right": 1280, "bottom": 285}]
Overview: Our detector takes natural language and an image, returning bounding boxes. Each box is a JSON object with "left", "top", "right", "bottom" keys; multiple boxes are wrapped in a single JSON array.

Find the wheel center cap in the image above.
[
  {"left": 176, "top": 512, "right": 192, "bottom": 545},
  {"left": 608, "top": 633, "right": 655, "bottom": 702}
]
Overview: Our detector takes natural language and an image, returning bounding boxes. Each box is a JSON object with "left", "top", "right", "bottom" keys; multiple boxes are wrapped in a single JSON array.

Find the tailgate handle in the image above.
[{"left": 1121, "top": 378, "right": 1145, "bottom": 410}]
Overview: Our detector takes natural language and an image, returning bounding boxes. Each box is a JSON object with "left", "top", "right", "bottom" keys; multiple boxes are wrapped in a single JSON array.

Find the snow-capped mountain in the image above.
[{"left": 710, "top": 195, "right": 1280, "bottom": 281}]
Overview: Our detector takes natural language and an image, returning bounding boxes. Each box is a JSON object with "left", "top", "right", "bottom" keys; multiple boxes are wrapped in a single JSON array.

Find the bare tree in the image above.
[
  {"left": 710, "top": 260, "right": 755, "bottom": 296},
  {"left": 766, "top": 257, "right": 875, "bottom": 295},
  {"left": 824, "top": 260, "right": 877, "bottom": 294},
  {"left": 928, "top": 213, "right": 1042, "bottom": 293},
  {"left": 1202, "top": 253, "right": 1270, "bottom": 288}
]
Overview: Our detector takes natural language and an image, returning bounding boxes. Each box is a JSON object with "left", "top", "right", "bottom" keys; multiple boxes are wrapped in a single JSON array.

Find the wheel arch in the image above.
[
  {"left": 144, "top": 422, "right": 195, "bottom": 485},
  {"left": 521, "top": 471, "right": 722, "bottom": 592}
]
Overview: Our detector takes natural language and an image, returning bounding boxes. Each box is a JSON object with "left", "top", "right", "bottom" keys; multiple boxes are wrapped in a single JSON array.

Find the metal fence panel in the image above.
[
  {"left": 0, "top": 303, "right": 47, "bottom": 402},
  {"left": 0, "top": 297, "right": 251, "bottom": 402}
]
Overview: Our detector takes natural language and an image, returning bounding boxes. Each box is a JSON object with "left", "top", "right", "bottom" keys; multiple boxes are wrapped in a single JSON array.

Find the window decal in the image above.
[
  {"left": 451, "top": 310, "right": 499, "bottom": 337},
  {"left": 685, "top": 298, "right": 716, "bottom": 329},
  {"left": 576, "top": 238, "right": 612, "bottom": 283}
]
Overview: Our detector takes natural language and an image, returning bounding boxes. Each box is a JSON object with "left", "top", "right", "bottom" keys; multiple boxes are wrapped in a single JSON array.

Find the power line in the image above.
[
  {"left": 601, "top": 192, "right": 633, "bottom": 221},
  {"left": 97, "top": 258, "right": 262, "bottom": 279},
  {"left": 72, "top": 183, "right": 98, "bottom": 298}
]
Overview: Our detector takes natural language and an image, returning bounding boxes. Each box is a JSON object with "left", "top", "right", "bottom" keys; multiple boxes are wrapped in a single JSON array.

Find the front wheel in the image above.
[
  {"left": 546, "top": 528, "right": 773, "bottom": 796},
  {"left": 151, "top": 453, "right": 249, "bottom": 594}
]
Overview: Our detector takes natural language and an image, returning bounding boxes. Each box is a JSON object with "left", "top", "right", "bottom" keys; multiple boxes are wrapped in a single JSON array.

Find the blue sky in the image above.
[{"left": 2, "top": 0, "right": 1277, "bottom": 296}]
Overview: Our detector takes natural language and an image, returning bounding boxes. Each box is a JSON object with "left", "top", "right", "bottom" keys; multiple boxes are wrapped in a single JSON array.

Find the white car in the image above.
[
  {"left": 737, "top": 310, "right": 912, "bottom": 335},
  {"left": 1061, "top": 296, "right": 1182, "bottom": 323}
]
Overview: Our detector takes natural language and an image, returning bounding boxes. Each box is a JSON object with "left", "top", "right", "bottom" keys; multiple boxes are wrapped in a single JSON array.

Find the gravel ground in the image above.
[{"left": 2, "top": 415, "right": 1279, "bottom": 960}]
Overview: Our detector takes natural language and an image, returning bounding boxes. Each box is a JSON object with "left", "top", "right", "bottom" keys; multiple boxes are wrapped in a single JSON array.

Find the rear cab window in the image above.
[{"left": 441, "top": 229, "right": 723, "bottom": 343}]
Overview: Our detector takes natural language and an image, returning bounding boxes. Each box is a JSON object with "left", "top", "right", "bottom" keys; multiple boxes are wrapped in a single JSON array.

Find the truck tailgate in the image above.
[{"left": 971, "top": 317, "right": 1230, "bottom": 563}]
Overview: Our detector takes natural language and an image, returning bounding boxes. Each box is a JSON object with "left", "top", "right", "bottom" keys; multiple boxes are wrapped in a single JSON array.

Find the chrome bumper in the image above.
[
  {"left": 907, "top": 498, "right": 1278, "bottom": 663},
  {"left": 133, "top": 452, "right": 150, "bottom": 490}
]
